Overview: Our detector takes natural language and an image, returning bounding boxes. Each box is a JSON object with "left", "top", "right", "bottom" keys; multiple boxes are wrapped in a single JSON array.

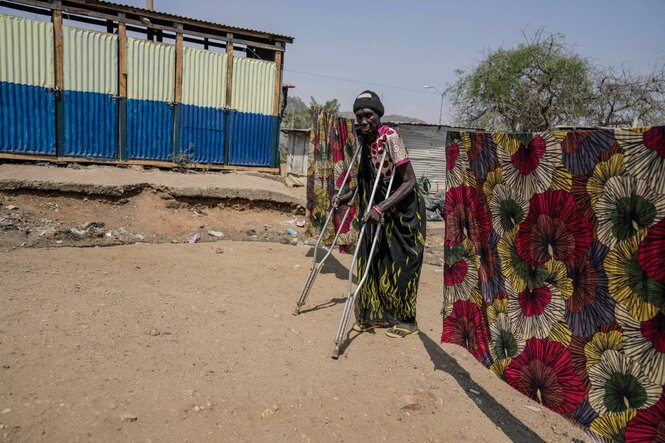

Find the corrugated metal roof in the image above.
[
  {"left": 60, "top": 0, "right": 294, "bottom": 42},
  {"left": 0, "top": 14, "right": 54, "bottom": 87}
]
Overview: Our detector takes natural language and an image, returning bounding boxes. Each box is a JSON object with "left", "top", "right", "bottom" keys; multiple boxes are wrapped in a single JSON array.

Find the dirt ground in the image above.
[{"left": 0, "top": 170, "right": 589, "bottom": 442}]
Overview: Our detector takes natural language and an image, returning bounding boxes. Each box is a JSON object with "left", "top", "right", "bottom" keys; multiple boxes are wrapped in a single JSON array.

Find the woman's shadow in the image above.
[
  {"left": 296, "top": 246, "right": 355, "bottom": 314},
  {"left": 418, "top": 332, "right": 548, "bottom": 443}
]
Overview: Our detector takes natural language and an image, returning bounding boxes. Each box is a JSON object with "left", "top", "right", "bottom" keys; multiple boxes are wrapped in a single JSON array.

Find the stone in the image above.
[{"left": 120, "top": 413, "right": 138, "bottom": 422}]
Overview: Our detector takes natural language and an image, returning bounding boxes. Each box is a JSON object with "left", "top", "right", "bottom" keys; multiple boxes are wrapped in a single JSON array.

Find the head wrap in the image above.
[{"left": 353, "top": 90, "right": 384, "bottom": 117}]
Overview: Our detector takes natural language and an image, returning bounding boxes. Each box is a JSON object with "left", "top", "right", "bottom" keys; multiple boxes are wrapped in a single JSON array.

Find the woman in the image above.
[{"left": 334, "top": 91, "right": 427, "bottom": 338}]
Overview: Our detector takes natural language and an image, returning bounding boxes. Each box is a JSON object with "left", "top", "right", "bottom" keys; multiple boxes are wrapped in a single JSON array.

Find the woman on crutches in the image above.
[{"left": 334, "top": 90, "right": 427, "bottom": 338}]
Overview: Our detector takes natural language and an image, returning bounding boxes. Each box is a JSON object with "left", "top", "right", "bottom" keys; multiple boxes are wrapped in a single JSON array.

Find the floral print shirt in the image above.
[{"left": 366, "top": 125, "right": 410, "bottom": 180}]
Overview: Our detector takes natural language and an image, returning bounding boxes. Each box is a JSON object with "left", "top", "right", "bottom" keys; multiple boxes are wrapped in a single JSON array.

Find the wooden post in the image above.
[
  {"left": 118, "top": 17, "right": 128, "bottom": 160},
  {"left": 52, "top": 2, "right": 65, "bottom": 157},
  {"left": 225, "top": 34, "right": 234, "bottom": 109},
  {"left": 272, "top": 46, "right": 284, "bottom": 167},
  {"left": 224, "top": 34, "right": 234, "bottom": 165},
  {"left": 273, "top": 47, "right": 283, "bottom": 117},
  {"left": 175, "top": 29, "right": 183, "bottom": 104},
  {"left": 52, "top": 8, "right": 64, "bottom": 88},
  {"left": 173, "top": 26, "right": 184, "bottom": 160},
  {"left": 118, "top": 20, "right": 127, "bottom": 98}
]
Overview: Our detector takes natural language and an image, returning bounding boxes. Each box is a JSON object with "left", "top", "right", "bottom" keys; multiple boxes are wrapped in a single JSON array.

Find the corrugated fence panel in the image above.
[
  {"left": 228, "top": 112, "right": 279, "bottom": 166},
  {"left": 396, "top": 125, "right": 447, "bottom": 194},
  {"left": 182, "top": 47, "right": 226, "bottom": 108},
  {"left": 231, "top": 57, "right": 275, "bottom": 116},
  {"left": 180, "top": 105, "right": 226, "bottom": 164},
  {"left": 229, "top": 58, "right": 278, "bottom": 166},
  {"left": 179, "top": 47, "right": 227, "bottom": 163},
  {"left": 127, "top": 38, "right": 175, "bottom": 160},
  {"left": 0, "top": 14, "right": 54, "bottom": 87},
  {"left": 63, "top": 26, "right": 118, "bottom": 158},
  {"left": 63, "top": 26, "right": 117, "bottom": 94},
  {"left": 0, "top": 14, "right": 55, "bottom": 154}
]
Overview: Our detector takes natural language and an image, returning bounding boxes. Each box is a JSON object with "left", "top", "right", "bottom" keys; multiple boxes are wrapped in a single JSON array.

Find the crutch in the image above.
[
  {"left": 293, "top": 141, "right": 362, "bottom": 315},
  {"left": 332, "top": 151, "right": 396, "bottom": 359}
]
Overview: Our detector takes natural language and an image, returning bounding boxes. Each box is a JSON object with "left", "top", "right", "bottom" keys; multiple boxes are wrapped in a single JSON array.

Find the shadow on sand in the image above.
[
  {"left": 295, "top": 247, "right": 356, "bottom": 315},
  {"left": 419, "top": 332, "right": 546, "bottom": 443}
]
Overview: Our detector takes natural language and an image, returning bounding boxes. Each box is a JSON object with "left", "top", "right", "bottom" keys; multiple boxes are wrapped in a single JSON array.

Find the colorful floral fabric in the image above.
[
  {"left": 305, "top": 109, "right": 360, "bottom": 249},
  {"left": 442, "top": 126, "right": 665, "bottom": 441}
]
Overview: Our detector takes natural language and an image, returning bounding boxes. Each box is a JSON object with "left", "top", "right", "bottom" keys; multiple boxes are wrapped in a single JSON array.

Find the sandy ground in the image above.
[{"left": 0, "top": 164, "right": 588, "bottom": 442}]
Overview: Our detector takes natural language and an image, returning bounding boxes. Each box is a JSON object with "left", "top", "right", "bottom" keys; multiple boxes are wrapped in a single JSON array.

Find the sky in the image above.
[{"left": 5, "top": 0, "right": 665, "bottom": 124}]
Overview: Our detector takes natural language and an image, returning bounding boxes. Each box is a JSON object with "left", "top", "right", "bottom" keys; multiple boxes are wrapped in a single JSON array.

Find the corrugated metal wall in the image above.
[
  {"left": 127, "top": 38, "right": 175, "bottom": 161},
  {"left": 180, "top": 47, "right": 227, "bottom": 164},
  {"left": 393, "top": 125, "right": 447, "bottom": 194},
  {"left": 63, "top": 26, "right": 118, "bottom": 158},
  {"left": 0, "top": 13, "right": 284, "bottom": 168},
  {"left": 229, "top": 57, "right": 279, "bottom": 166},
  {"left": 0, "top": 14, "right": 55, "bottom": 155}
]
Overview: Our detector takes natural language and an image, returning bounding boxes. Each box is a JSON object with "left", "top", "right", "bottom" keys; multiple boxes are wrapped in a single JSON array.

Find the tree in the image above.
[
  {"left": 282, "top": 96, "right": 341, "bottom": 129},
  {"left": 447, "top": 29, "right": 665, "bottom": 131},
  {"left": 586, "top": 64, "right": 665, "bottom": 127}
]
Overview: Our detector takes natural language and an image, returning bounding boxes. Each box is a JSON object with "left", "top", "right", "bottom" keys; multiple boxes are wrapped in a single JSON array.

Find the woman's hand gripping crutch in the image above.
[
  {"left": 332, "top": 149, "right": 396, "bottom": 359},
  {"left": 293, "top": 141, "right": 362, "bottom": 315}
]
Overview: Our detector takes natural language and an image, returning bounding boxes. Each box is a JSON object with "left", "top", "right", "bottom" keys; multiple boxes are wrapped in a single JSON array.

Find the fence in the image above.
[{"left": 0, "top": 2, "right": 291, "bottom": 170}]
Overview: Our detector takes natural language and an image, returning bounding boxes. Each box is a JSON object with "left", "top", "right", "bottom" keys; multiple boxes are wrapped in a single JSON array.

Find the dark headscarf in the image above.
[{"left": 353, "top": 90, "right": 384, "bottom": 117}]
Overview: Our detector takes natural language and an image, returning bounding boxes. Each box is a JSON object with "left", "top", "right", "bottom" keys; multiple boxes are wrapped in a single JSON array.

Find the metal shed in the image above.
[{"left": 0, "top": 0, "right": 293, "bottom": 171}]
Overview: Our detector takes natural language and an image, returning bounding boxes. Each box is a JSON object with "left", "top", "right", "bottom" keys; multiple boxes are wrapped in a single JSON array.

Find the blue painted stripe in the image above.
[
  {"left": 127, "top": 99, "right": 173, "bottom": 161},
  {"left": 179, "top": 104, "right": 226, "bottom": 164},
  {"left": 63, "top": 90, "right": 117, "bottom": 158},
  {"left": 228, "top": 112, "right": 280, "bottom": 167},
  {"left": 0, "top": 82, "right": 55, "bottom": 155}
]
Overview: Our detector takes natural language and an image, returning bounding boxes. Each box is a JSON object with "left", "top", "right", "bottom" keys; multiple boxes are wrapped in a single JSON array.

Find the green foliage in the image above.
[
  {"left": 283, "top": 95, "right": 341, "bottom": 129},
  {"left": 447, "top": 29, "right": 665, "bottom": 130}
]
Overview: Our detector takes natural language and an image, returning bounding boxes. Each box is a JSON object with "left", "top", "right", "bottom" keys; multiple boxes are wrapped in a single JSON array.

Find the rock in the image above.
[
  {"left": 295, "top": 220, "right": 305, "bottom": 227},
  {"left": 208, "top": 230, "right": 225, "bottom": 238},
  {"left": 399, "top": 395, "right": 421, "bottom": 411},
  {"left": 290, "top": 238, "right": 299, "bottom": 245},
  {"left": 6, "top": 205, "right": 18, "bottom": 211},
  {"left": 247, "top": 229, "right": 257, "bottom": 236},
  {"left": 120, "top": 413, "right": 138, "bottom": 422},
  {"left": 193, "top": 406, "right": 201, "bottom": 413},
  {"left": 69, "top": 228, "right": 87, "bottom": 237},
  {"left": 81, "top": 221, "right": 105, "bottom": 230},
  {"left": 1, "top": 408, "right": 11, "bottom": 414},
  {"left": 215, "top": 248, "right": 224, "bottom": 254}
]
